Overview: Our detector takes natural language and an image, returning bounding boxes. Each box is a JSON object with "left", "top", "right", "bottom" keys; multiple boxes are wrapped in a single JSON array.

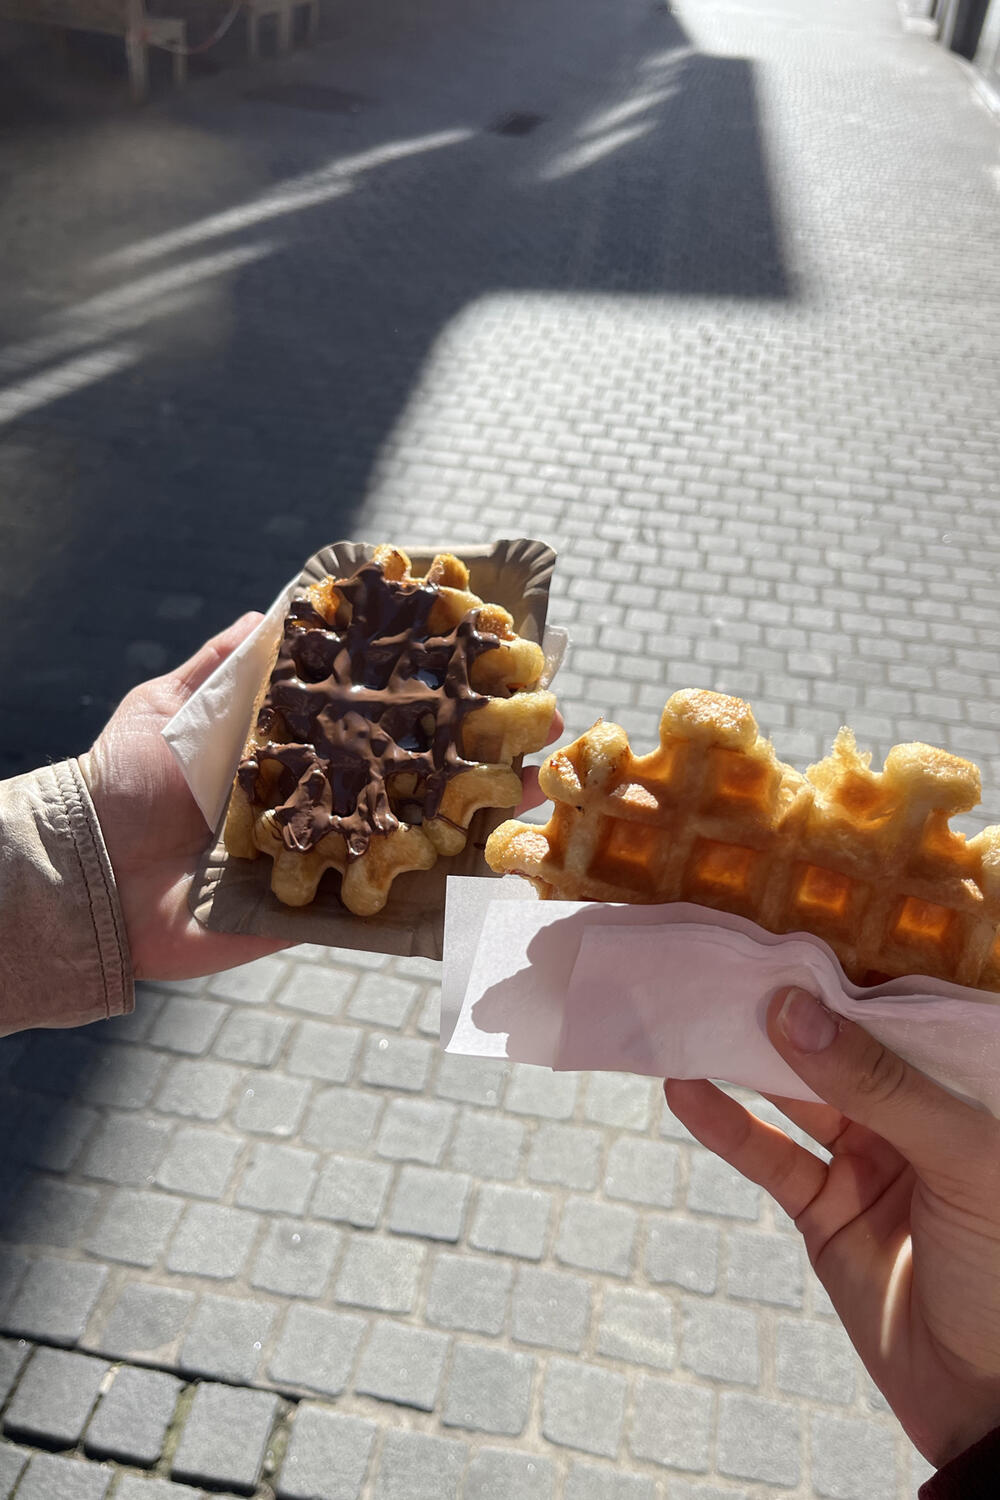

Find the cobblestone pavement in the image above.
[{"left": 1, "top": 0, "right": 1000, "bottom": 1495}]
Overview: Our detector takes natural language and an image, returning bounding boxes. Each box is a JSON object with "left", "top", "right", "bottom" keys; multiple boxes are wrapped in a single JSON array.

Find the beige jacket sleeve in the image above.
[{"left": 0, "top": 759, "right": 134, "bottom": 1035}]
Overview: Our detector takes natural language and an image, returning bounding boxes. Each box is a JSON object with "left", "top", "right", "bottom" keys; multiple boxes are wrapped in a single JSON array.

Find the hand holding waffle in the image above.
[
  {"left": 81, "top": 612, "right": 293, "bottom": 982},
  {"left": 666, "top": 989, "right": 1000, "bottom": 1472}
]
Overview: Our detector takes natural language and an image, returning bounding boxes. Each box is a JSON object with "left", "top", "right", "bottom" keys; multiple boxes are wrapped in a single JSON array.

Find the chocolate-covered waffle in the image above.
[
  {"left": 225, "top": 546, "right": 556, "bottom": 915},
  {"left": 486, "top": 689, "right": 1000, "bottom": 991}
]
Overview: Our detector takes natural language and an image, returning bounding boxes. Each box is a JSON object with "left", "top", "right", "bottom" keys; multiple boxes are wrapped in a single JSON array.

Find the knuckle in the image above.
[{"left": 853, "top": 1041, "right": 910, "bottom": 1110}]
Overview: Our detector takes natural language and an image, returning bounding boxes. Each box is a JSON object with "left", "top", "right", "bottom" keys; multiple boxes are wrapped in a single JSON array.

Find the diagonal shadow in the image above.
[{"left": 0, "top": 0, "right": 790, "bottom": 1279}]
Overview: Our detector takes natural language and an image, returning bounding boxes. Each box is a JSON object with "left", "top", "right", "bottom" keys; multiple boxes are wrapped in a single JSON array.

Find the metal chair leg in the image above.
[
  {"left": 125, "top": 26, "right": 149, "bottom": 101},
  {"left": 173, "top": 27, "right": 187, "bottom": 86}
]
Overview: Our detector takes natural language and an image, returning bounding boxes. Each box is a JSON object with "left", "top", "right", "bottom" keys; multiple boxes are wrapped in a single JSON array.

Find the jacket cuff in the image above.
[
  {"left": 59, "top": 758, "right": 134, "bottom": 1020},
  {"left": 0, "top": 760, "right": 134, "bottom": 1034},
  {"left": 919, "top": 1424, "right": 1000, "bottom": 1499}
]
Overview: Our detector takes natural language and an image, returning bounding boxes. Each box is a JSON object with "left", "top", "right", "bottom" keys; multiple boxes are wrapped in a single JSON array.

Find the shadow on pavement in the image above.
[
  {"left": 0, "top": 0, "right": 788, "bottom": 1245},
  {"left": 0, "top": 0, "right": 788, "bottom": 776}
]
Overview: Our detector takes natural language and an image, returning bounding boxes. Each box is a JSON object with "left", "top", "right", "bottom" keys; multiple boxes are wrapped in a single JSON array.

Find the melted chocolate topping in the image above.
[{"left": 237, "top": 561, "right": 503, "bottom": 858}]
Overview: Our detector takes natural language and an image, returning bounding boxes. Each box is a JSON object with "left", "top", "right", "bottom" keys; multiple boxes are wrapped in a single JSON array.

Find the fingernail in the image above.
[{"left": 776, "top": 987, "right": 839, "bottom": 1053}]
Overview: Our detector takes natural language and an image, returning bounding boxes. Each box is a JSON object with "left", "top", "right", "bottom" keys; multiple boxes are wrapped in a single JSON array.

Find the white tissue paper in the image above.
[{"left": 442, "top": 877, "right": 1000, "bottom": 1115}]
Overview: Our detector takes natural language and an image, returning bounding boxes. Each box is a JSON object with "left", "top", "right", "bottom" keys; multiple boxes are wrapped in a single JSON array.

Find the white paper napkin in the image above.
[{"left": 443, "top": 877, "right": 1000, "bottom": 1113}]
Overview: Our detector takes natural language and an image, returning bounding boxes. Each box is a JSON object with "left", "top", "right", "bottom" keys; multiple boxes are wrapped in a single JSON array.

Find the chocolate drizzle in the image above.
[{"left": 237, "top": 561, "right": 503, "bottom": 859}]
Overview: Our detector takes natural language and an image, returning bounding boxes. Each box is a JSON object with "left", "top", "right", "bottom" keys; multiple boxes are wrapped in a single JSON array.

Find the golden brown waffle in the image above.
[
  {"left": 226, "top": 546, "right": 556, "bottom": 915},
  {"left": 486, "top": 689, "right": 1000, "bottom": 991}
]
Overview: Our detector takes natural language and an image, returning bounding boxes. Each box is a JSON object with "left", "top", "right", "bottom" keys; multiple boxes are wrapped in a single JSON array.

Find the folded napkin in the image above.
[{"left": 443, "top": 877, "right": 1000, "bottom": 1113}]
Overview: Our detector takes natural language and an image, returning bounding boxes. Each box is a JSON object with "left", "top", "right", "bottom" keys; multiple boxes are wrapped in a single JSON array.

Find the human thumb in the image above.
[
  {"left": 767, "top": 986, "right": 993, "bottom": 1186},
  {"left": 173, "top": 611, "right": 265, "bottom": 700}
]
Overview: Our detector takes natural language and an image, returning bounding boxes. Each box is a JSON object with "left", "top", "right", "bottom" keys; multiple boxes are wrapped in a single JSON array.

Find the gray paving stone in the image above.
[
  {"left": 583, "top": 1074, "right": 655, "bottom": 1130},
  {"left": 268, "top": 1304, "right": 366, "bottom": 1396},
  {"left": 605, "top": 1138, "right": 678, "bottom": 1208},
  {"left": 727, "top": 1230, "right": 804, "bottom": 1308},
  {"left": 4, "top": 1176, "right": 100, "bottom": 1249},
  {"left": 417, "top": 988, "right": 442, "bottom": 1036},
  {"left": 861, "top": 1368, "right": 893, "bottom": 1414},
  {"left": 505, "top": 1065, "right": 579, "bottom": 1120},
  {"left": 232, "top": 1073, "right": 310, "bottom": 1136},
  {"left": 355, "top": 1321, "right": 449, "bottom": 1411},
  {"left": 565, "top": 1465, "right": 657, "bottom": 1500},
  {"left": 629, "top": 1376, "right": 713, "bottom": 1472},
  {"left": 252, "top": 1219, "right": 341, "bottom": 1298},
  {"left": 335, "top": 1234, "right": 425, "bottom": 1313},
  {"left": 278, "top": 1405, "right": 376, "bottom": 1500},
  {"left": 150, "top": 996, "right": 227, "bottom": 1055},
  {"left": 470, "top": 1185, "right": 552, "bottom": 1261},
  {"left": 810, "top": 1412, "right": 898, "bottom": 1500},
  {"left": 387, "top": 1166, "right": 471, "bottom": 1242},
  {"left": 79, "top": 1115, "right": 171, "bottom": 1186},
  {"left": 527, "top": 1123, "right": 602, "bottom": 1190},
  {"left": 775, "top": 1318, "right": 857, "bottom": 1404},
  {"left": 172, "top": 1382, "right": 279, "bottom": 1492},
  {"left": 426, "top": 1252, "right": 513, "bottom": 1336},
  {"left": 0, "top": 1340, "right": 29, "bottom": 1406},
  {"left": 85, "top": 1189, "right": 183, "bottom": 1267},
  {"left": 84, "top": 1365, "right": 182, "bottom": 1466},
  {"left": 597, "top": 1287, "right": 674, "bottom": 1370},
  {"left": 311, "top": 1155, "right": 391, "bottom": 1229},
  {"left": 166, "top": 1203, "right": 259, "bottom": 1279},
  {"left": 7, "top": 1098, "right": 99, "bottom": 1175},
  {"left": 542, "top": 1358, "right": 626, "bottom": 1459},
  {"left": 79, "top": 1046, "right": 166, "bottom": 1109},
  {"left": 155, "top": 1059, "right": 239, "bottom": 1121},
  {"left": 287, "top": 1022, "right": 363, "bottom": 1084},
  {"left": 154, "top": 1127, "right": 242, "bottom": 1199},
  {"left": 686, "top": 1151, "right": 761, "bottom": 1220},
  {"left": 179, "top": 1293, "right": 276, "bottom": 1382},
  {"left": 448, "top": 1110, "right": 524, "bottom": 1180},
  {"left": 275, "top": 965, "right": 357, "bottom": 1017},
  {"left": 463, "top": 1448, "right": 555, "bottom": 1500},
  {"left": 645, "top": 1216, "right": 719, "bottom": 1294},
  {"left": 114, "top": 1480, "right": 203, "bottom": 1500},
  {"left": 376, "top": 1099, "right": 456, "bottom": 1165},
  {"left": 555, "top": 1198, "right": 637, "bottom": 1277},
  {"left": 681, "top": 1300, "right": 759, "bottom": 1385},
  {"left": 4, "top": 1257, "right": 107, "bottom": 1346},
  {"left": 717, "top": 1393, "right": 802, "bottom": 1487},
  {"left": 373, "top": 1430, "right": 467, "bottom": 1500},
  {"left": 442, "top": 1343, "right": 534, "bottom": 1435},
  {"left": 0, "top": 1248, "right": 35, "bottom": 1320},
  {"left": 16, "top": 1453, "right": 112, "bottom": 1500},
  {"left": 360, "top": 1034, "right": 433, "bottom": 1092},
  {"left": 347, "top": 973, "right": 419, "bottom": 1029},
  {"left": 669, "top": 1486, "right": 749, "bottom": 1500},
  {"left": 102, "top": 988, "right": 164, "bottom": 1041},
  {"left": 511, "top": 1266, "right": 591, "bottom": 1352},
  {"left": 0, "top": 1443, "right": 28, "bottom": 1497},
  {"left": 435, "top": 1055, "right": 509, "bottom": 1107},
  {"left": 236, "top": 1142, "right": 318, "bottom": 1214},
  {"left": 4, "top": 1347, "right": 108, "bottom": 1447},
  {"left": 213, "top": 1011, "right": 291, "bottom": 1066},
  {"left": 206, "top": 955, "right": 290, "bottom": 1006},
  {"left": 659, "top": 1106, "right": 697, "bottom": 1145},
  {"left": 90, "top": 1283, "right": 194, "bottom": 1361},
  {"left": 304, "top": 1088, "right": 383, "bottom": 1153}
]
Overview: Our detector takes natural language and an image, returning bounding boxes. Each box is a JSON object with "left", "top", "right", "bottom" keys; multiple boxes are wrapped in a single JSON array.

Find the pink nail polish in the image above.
[{"left": 777, "top": 987, "right": 839, "bottom": 1053}]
